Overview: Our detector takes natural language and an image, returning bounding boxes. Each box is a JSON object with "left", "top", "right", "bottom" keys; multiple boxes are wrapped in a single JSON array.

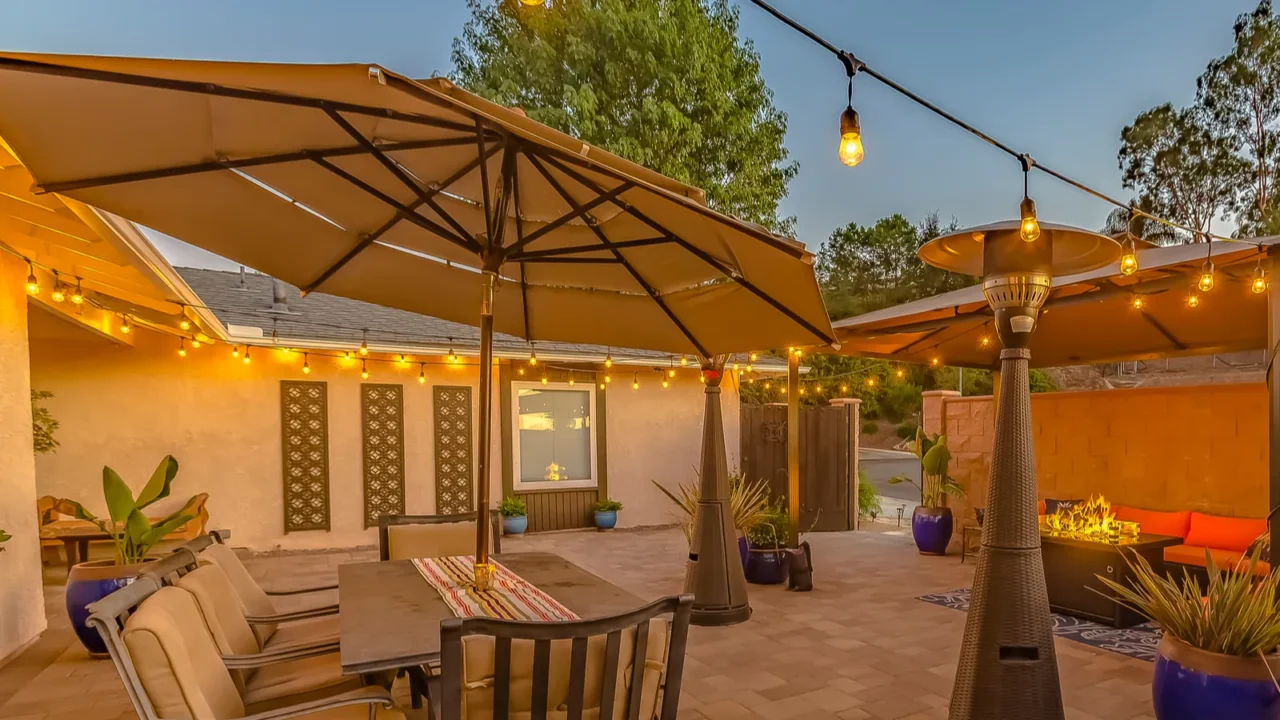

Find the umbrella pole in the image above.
[{"left": 474, "top": 270, "right": 496, "bottom": 589}]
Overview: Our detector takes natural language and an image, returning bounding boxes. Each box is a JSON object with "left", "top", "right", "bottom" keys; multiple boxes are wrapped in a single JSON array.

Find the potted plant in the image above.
[
  {"left": 652, "top": 470, "right": 770, "bottom": 565},
  {"left": 55, "top": 456, "right": 202, "bottom": 655},
  {"left": 1097, "top": 548, "right": 1280, "bottom": 720},
  {"left": 889, "top": 429, "right": 964, "bottom": 555},
  {"left": 498, "top": 496, "right": 528, "bottom": 535},
  {"left": 593, "top": 498, "right": 623, "bottom": 530},
  {"left": 744, "top": 502, "right": 790, "bottom": 584}
]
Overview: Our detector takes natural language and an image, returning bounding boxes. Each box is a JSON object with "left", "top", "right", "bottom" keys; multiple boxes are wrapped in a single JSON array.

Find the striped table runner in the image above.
[{"left": 411, "top": 555, "right": 580, "bottom": 621}]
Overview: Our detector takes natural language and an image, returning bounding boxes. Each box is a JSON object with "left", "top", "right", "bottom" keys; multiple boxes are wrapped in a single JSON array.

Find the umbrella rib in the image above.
[
  {"left": 1136, "top": 310, "right": 1188, "bottom": 350},
  {"left": 475, "top": 121, "right": 495, "bottom": 250},
  {"left": 513, "top": 156, "right": 532, "bottom": 340},
  {"left": 536, "top": 153, "right": 837, "bottom": 347},
  {"left": 526, "top": 153, "right": 710, "bottom": 358},
  {"left": 500, "top": 182, "right": 636, "bottom": 257},
  {"left": 0, "top": 56, "right": 488, "bottom": 135},
  {"left": 507, "top": 237, "right": 671, "bottom": 261},
  {"left": 490, "top": 143, "right": 517, "bottom": 250},
  {"left": 33, "top": 138, "right": 473, "bottom": 195},
  {"left": 310, "top": 155, "right": 480, "bottom": 254},
  {"left": 323, "top": 109, "right": 477, "bottom": 247}
]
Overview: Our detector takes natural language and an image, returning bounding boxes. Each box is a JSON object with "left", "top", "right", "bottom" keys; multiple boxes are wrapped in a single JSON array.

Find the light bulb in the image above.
[
  {"left": 841, "top": 384, "right": 849, "bottom": 392},
  {"left": 605, "top": 374, "right": 612, "bottom": 383},
  {"left": 541, "top": 376, "right": 548, "bottom": 386},
  {"left": 662, "top": 378, "right": 669, "bottom": 389},
  {"left": 360, "top": 360, "right": 368, "bottom": 379},
  {"left": 930, "top": 357, "right": 940, "bottom": 367},
  {"left": 1253, "top": 265, "right": 1268, "bottom": 294},
  {"left": 668, "top": 368, "right": 676, "bottom": 378},
  {"left": 896, "top": 369, "right": 904, "bottom": 378},
  {"left": 749, "top": 352, "right": 758, "bottom": 362},
  {"left": 448, "top": 348, "right": 457, "bottom": 363},
  {"left": 243, "top": 348, "right": 251, "bottom": 365},
  {"left": 529, "top": 350, "right": 538, "bottom": 366},
  {"left": 178, "top": 339, "right": 187, "bottom": 357},
  {"left": 599, "top": 382, "right": 605, "bottom": 390},
  {"left": 838, "top": 107, "right": 864, "bottom": 167},
  {"left": 1187, "top": 291, "right": 1200, "bottom": 308},
  {"left": 232, "top": 346, "right": 240, "bottom": 358},
  {"left": 980, "top": 335, "right": 991, "bottom": 347},
  {"left": 50, "top": 285, "right": 65, "bottom": 303},
  {"left": 1120, "top": 251, "right": 1138, "bottom": 276},
  {"left": 604, "top": 353, "right": 613, "bottom": 368},
  {"left": 518, "top": 367, "right": 525, "bottom": 376},
  {"left": 568, "top": 377, "right": 576, "bottom": 386},
  {"left": 867, "top": 378, "right": 876, "bottom": 387},
  {"left": 800, "top": 387, "right": 807, "bottom": 396},
  {"left": 1132, "top": 296, "right": 1144, "bottom": 310},
  {"left": 765, "top": 382, "right": 772, "bottom": 390},
  {"left": 418, "top": 366, "right": 426, "bottom": 383},
  {"left": 1019, "top": 196, "right": 1040, "bottom": 242},
  {"left": 680, "top": 355, "right": 688, "bottom": 367},
  {"left": 70, "top": 281, "right": 84, "bottom": 305},
  {"left": 179, "top": 319, "right": 191, "bottom": 331},
  {"left": 359, "top": 339, "right": 369, "bottom": 356},
  {"left": 746, "top": 364, "right": 753, "bottom": 373},
  {"left": 632, "top": 374, "right": 640, "bottom": 390},
  {"left": 701, "top": 374, "right": 707, "bottom": 384},
  {"left": 121, "top": 317, "right": 131, "bottom": 334},
  {"left": 1198, "top": 261, "right": 1215, "bottom": 292},
  {"left": 191, "top": 339, "right": 201, "bottom": 349},
  {"left": 25, "top": 263, "right": 38, "bottom": 295},
  {"left": 303, "top": 355, "right": 311, "bottom": 375},
  {"left": 732, "top": 362, "right": 740, "bottom": 371},
  {"left": 815, "top": 385, "right": 822, "bottom": 393}
]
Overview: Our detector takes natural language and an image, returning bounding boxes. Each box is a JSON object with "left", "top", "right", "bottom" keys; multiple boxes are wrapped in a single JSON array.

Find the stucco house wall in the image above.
[{"left": 29, "top": 326, "right": 735, "bottom": 551}]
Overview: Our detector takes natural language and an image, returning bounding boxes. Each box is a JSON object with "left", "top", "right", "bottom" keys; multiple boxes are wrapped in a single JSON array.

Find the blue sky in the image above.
[{"left": 0, "top": 0, "right": 1261, "bottom": 267}]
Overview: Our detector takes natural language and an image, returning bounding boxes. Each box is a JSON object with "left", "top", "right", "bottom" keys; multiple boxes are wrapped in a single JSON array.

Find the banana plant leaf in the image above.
[
  {"left": 135, "top": 456, "right": 179, "bottom": 509},
  {"left": 102, "top": 467, "right": 136, "bottom": 525}
]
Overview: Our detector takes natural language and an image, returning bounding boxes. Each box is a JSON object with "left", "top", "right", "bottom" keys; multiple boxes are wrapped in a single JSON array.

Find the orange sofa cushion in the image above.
[
  {"left": 1164, "top": 544, "right": 1271, "bottom": 576},
  {"left": 1183, "top": 512, "right": 1268, "bottom": 553},
  {"left": 1037, "top": 499, "right": 1046, "bottom": 516},
  {"left": 1112, "top": 506, "right": 1192, "bottom": 539}
]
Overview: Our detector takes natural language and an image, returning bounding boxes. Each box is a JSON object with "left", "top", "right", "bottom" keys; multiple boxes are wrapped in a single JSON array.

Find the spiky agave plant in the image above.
[
  {"left": 1097, "top": 547, "right": 1280, "bottom": 658},
  {"left": 652, "top": 469, "right": 770, "bottom": 543}
]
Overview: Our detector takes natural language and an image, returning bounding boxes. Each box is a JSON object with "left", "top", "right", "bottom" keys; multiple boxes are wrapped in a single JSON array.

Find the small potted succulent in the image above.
[
  {"left": 593, "top": 498, "right": 623, "bottom": 530},
  {"left": 889, "top": 429, "right": 964, "bottom": 555},
  {"left": 1098, "top": 546, "right": 1280, "bottom": 720},
  {"left": 744, "top": 502, "right": 791, "bottom": 585},
  {"left": 498, "top": 496, "right": 528, "bottom": 535}
]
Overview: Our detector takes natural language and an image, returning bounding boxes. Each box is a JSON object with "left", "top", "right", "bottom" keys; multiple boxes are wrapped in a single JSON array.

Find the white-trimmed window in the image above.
[{"left": 511, "top": 381, "right": 598, "bottom": 491}]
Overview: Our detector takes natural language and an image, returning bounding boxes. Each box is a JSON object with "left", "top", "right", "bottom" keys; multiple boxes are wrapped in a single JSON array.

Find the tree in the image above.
[
  {"left": 1198, "top": 1, "right": 1280, "bottom": 233},
  {"left": 1118, "top": 103, "right": 1244, "bottom": 240},
  {"left": 31, "top": 389, "right": 58, "bottom": 455},
  {"left": 451, "top": 0, "right": 798, "bottom": 234},
  {"left": 1100, "top": 199, "right": 1180, "bottom": 246}
]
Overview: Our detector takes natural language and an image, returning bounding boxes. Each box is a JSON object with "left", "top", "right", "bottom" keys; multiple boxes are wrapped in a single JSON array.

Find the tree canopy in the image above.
[{"left": 451, "top": 0, "right": 798, "bottom": 234}]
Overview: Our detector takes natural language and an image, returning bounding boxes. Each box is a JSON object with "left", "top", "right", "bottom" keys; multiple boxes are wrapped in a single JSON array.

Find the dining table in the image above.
[{"left": 338, "top": 551, "right": 646, "bottom": 683}]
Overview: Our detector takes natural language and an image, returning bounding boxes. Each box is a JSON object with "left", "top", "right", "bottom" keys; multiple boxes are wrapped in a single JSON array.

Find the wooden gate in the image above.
[{"left": 739, "top": 404, "right": 850, "bottom": 532}]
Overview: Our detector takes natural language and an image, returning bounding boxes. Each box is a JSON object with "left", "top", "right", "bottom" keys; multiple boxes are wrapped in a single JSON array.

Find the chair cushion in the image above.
[
  {"left": 295, "top": 704, "right": 405, "bottom": 719},
  {"left": 1037, "top": 499, "right": 1046, "bottom": 516},
  {"left": 242, "top": 654, "right": 362, "bottom": 706},
  {"left": 1164, "top": 544, "right": 1272, "bottom": 576},
  {"left": 1043, "top": 498, "right": 1081, "bottom": 515},
  {"left": 263, "top": 614, "right": 341, "bottom": 651},
  {"left": 1112, "top": 506, "right": 1193, "bottom": 539},
  {"left": 122, "top": 586, "right": 245, "bottom": 719},
  {"left": 177, "top": 565, "right": 262, "bottom": 657},
  {"left": 456, "top": 619, "right": 670, "bottom": 720},
  {"left": 1183, "top": 512, "right": 1268, "bottom": 553},
  {"left": 388, "top": 521, "right": 487, "bottom": 560},
  {"left": 199, "top": 543, "right": 280, "bottom": 644}
]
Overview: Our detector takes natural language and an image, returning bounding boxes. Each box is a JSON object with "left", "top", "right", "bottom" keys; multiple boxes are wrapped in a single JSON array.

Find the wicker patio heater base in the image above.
[
  {"left": 685, "top": 358, "right": 752, "bottom": 626},
  {"left": 916, "top": 219, "right": 1120, "bottom": 720}
]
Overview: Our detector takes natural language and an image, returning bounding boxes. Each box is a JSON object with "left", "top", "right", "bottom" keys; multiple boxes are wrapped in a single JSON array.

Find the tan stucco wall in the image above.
[
  {"left": 924, "top": 383, "right": 1268, "bottom": 537},
  {"left": 0, "top": 253, "right": 46, "bottom": 664},
  {"left": 30, "top": 327, "right": 736, "bottom": 549}
]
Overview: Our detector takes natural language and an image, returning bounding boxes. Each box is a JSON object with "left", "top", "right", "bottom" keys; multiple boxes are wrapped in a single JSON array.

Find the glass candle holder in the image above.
[{"left": 473, "top": 562, "right": 497, "bottom": 591}]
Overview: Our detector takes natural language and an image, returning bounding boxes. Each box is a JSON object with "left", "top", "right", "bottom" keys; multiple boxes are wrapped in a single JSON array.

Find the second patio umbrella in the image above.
[{"left": 0, "top": 53, "right": 835, "bottom": 591}]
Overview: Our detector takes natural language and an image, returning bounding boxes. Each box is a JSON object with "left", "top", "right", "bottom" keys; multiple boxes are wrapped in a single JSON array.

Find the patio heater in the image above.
[
  {"left": 684, "top": 356, "right": 752, "bottom": 626},
  {"left": 918, "top": 219, "right": 1119, "bottom": 720}
]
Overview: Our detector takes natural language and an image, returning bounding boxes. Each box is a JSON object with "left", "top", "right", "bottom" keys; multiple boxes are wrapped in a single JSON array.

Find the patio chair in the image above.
[
  {"left": 141, "top": 547, "right": 202, "bottom": 586},
  {"left": 85, "top": 575, "right": 404, "bottom": 720},
  {"left": 430, "top": 595, "right": 693, "bottom": 720},
  {"left": 378, "top": 512, "right": 502, "bottom": 562},
  {"left": 196, "top": 537, "right": 339, "bottom": 648},
  {"left": 175, "top": 563, "right": 364, "bottom": 706}
]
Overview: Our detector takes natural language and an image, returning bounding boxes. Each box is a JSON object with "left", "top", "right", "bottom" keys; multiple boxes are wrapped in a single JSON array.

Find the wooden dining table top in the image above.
[{"left": 338, "top": 552, "right": 646, "bottom": 675}]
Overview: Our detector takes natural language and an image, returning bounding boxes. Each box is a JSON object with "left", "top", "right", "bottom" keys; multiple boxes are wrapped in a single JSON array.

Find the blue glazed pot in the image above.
[
  {"left": 66, "top": 559, "right": 148, "bottom": 656},
  {"left": 502, "top": 515, "right": 528, "bottom": 535},
  {"left": 594, "top": 510, "right": 617, "bottom": 529},
  {"left": 738, "top": 536, "right": 749, "bottom": 567},
  {"left": 911, "top": 506, "right": 953, "bottom": 555},
  {"left": 744, "top": 547, "right": 788, "bottom": 584},
  {"left": 1152, "top": 636, "right": 1280, "bottom": 720}
]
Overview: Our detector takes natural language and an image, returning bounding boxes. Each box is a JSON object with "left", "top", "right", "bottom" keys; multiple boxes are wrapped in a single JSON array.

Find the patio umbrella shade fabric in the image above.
[{"left": 0, "top": 53, "right": 834, "bottom": 357}]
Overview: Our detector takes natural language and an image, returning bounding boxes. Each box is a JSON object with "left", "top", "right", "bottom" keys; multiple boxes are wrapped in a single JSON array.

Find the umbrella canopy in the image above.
[
  {"left": 834, "top": 239, "right": 1278, "bottom": 368},
  {"left": 0, "top": 52, "right": 835, "bottom": 356}
]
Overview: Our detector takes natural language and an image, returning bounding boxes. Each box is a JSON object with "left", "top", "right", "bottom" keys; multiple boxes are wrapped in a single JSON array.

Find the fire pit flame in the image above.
[{"left": 1042, "top": 495, "right": 1140, "bottom": 544}]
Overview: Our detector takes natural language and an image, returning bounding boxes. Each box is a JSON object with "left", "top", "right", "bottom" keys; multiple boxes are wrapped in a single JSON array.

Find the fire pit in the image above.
[{"left": 1040, "top": 496, "right": 1181, "bottom": 628}]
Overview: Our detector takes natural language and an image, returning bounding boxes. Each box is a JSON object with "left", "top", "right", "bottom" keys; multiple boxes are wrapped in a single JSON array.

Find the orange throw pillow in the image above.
[
  {"left": 1112, "top": 506, "right": 1192, "bottom": 539},
  {"left": 1183, "top": 512, "right": 1268, "bottom": 553}
]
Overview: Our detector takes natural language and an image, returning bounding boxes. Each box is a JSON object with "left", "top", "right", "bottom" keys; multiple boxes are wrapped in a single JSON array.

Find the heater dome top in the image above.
[{"left": 918, "top": 220, "right": 1121, "bottom": 278}]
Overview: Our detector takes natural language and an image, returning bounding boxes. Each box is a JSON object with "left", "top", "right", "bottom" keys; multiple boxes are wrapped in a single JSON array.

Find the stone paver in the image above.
[{"left": 0, "top": 527, "right": 1156, "bottom": 719}]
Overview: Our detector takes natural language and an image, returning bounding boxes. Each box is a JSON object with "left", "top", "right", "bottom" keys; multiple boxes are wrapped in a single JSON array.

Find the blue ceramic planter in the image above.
[
  {"left": 594, "top": 510, "right": 617, "bottom": 529},
  {"left": 1152, "top": 636, "right": 1280, "bottom": 720},
  {"left": 744, "top": 547, "right": 787, "bottom": 584},
  {"left": 911, "top": 506, "right": 953, "bottom": 555},
  {"left": 738, "top": 536, "right": 749, "bottom": 567},
  {"left": 502, "top": 515, "right": 528, "bottom": 535},
  {"left": 66, "top": 559, "right": 147, "bottom": 655}
]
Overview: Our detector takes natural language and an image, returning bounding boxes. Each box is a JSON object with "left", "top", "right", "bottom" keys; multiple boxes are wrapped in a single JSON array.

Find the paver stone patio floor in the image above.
[{"left": 0, "top": 527, "right": 1157, "bottom": 720}]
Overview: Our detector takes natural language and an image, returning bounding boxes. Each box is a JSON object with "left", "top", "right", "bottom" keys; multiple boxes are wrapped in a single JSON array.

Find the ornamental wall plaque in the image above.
[
  {"left": 361, "top": 384, "right": 406, "bottom": 528},
  {"left": 280, "top": 381, "right": 330, "bottom": 532}
]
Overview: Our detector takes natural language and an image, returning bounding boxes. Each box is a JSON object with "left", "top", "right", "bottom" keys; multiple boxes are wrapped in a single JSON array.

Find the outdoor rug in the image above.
[{"left": 917, "top": 588, "right": 1160, "bottom": 662}]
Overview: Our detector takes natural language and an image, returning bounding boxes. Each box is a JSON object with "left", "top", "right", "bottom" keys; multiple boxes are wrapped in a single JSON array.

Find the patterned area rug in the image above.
[{"left": 917, "top": 588, "right": 1161, "bottom": 662}]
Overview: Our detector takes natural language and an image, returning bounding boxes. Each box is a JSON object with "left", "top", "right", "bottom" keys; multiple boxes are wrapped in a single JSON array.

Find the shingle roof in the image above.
[{"left": 176, "top": 267, "right": 784, "bottom": 369}]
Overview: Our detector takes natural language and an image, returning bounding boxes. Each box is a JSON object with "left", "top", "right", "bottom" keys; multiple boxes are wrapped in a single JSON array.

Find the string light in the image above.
[
  {"left": 838, "top": 69, "right": 864, "bottom": 167},
  {"left": 1019, "top": 158, "right": 1040, "bottom": 243},
  {"left": 866, "top": 377, "right": 876, "bottom": 387},
  {"left": 529, "top": 346, "right": 538, "bottom": 366},
  {"left": 1197, "top": 260, "right": 1215, "bottom": 292},
  {"left": 70, "top": 278, "right": 83, "bottom": 305},
  {"left": 605, "top": 373, "right": 612, "bottom": 383},
  {"left": 1131, "top": 295, "right": 1144, "bottom": 310},
  {"left": 799, "top": 387, "right": 807, "bottom": 396},
  {"left": 841, "top": 384, "right": 849, "bottom": 392},
  {"left": 680, "top": 355, "right": 689, "bottom": 367},
  {"left": 121, "top": 316, "right": 131, "bottom": 334},
  {"left": 568, "top": 375, "right": 576, "bottom": 386},
  {"left": 232, "top": 345, "right": 240, "bottom": 358},
  {"left": 732, "top": 361, "right": 740, "bottom": 371},
  {"left": 344, "top": 350, "right": 353, "bottom": 360},
  {"left": 599, "top": 381, "right": 606, "bottom": 390},
  {"left": 765, "top": 381, "right": 772, "bottom": 390},
  {"left": 668, "top": 368, "right": 676, "bottom": 378},
  {"left": 662, "top": 377, "right": 670, "bottom": 389},
  {"left": 243, "top": 346, "right": 252, "bottom": 365},
  {"left": 749, "top": 352, "right": 758, "bottom": 362},
  {"left": 1120, "top": 239, "right": 1138, "bottom": 276},
  {"left": 25, "top": 260, "right": 38, "bottom": 295},
  {"left": 49, "top": 272, "right": 65, "bottom": 303},
  {"left": 930, "top": 357, "right": 940, "bottom": 367},
  {"left": 360, "top": 359, "right": 368, "bottom": 379},
  {"left": 632, "top": 373, "right": 640, "bottom": 390},
  {"left": 604, "top": 351, "right": 613, "bottom": 368},
  {"left": 518, "top": 367, "right": 525, "bottom": 376},
  {"left": 896, "top": 368, "right": 905, "bottom": 378},
  {"left": 541, "top": 375, "right": 548, "bottom": 386},
  {"left": 303, "top": 353, "right": 311, "bottom": 375},
  {"left": 177, "top": 338, "right": 187, "bottom": 357},
  {"left": 191, "top": 337, "right": 201, "bottom": 349},
  {"left": 1253, "top": 248, "right": 1268, "bottom": 294},
  {"left": 418, "top": 363, "right": 426, "bottom": 384},
  {"left": 447, "top": 339, "right": 458, "bottom": 363},
  {"left": 980, "top": 335, "right": 991, "bottom": 348},
  {"left": 179, "top": 305, "right": 191, "bottom": 331},
  {"left": 746, "top": 363, "right": 753, "bottom": 372},
  {"left": 1187, "top": 290, "right": 1201, "bottom": 308},
  {"left": 359, "top": 330, "right": 369, "bottom": 356}
]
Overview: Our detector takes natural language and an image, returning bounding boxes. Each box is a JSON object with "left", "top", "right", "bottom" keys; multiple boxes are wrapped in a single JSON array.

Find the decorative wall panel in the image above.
[
  {"left": 280, "top": 381, "right": 330, "bottom": 533},
  {"left": 433, "top": 385, "right": 474, "bottom": 514},
  {"left": 361, "top": 384, "right": 406, "bottom": 528}
]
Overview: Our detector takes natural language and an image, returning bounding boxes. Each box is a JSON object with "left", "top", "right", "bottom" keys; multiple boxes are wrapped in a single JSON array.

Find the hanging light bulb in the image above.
[
  {"left": 668, "top": 368, "right": 676, "bottom": 378},
  {"left": 930, "top": 357, "right": 940, "bottom": 367},
  {"left": 345, "top": 350, "right": 353, "bottom": 360},
  {"left": 70, "top": 278, "right": 84, "bottom": 305},
  {"left": 25, "top": 261, "right": 38, "bottom": 295},
  {"left": 528, "top": 347, "right": 538, "bottom": 366},
  {"left": 50, "top": 273, "right": 65, "bottom": 303},
  {"left": 799, "top": 387, "right": 807, "bottom": 396},
  {"left": 1187, "top": 290, "right": 1201, "bottom": 308},
  {"left": 764, "top": 381, "right": 772, "bottom": 390},
  {"left": 896, "top": 368, "right": 905, "bottom": 378},
  {"left": 680, "top": 355, "right": 689, "bottom": 367},
  {"left": 782, "top": 386, "right": 788, "bottom": 395},
  {"left": 1120, "top": 240, "right": 1139, "bottom": 276},
  {"left": 838, "top": 106, "right": 864, "bottom": 167},
  {"left": 980, "top": 335, "right": 991, "bottom": 348},
  {"left": 418, "top": 363, "right": 426, "bottom": 384},
  {"left": 749, "top": 352, "right": 759, "bottom": 362},
  {"left": 359, "top": 331, "right": 369, "bottom": 356},
  {"left": 732, "top": 361, "right": 740, "bottom": 372},
  {"left": 605, "top": 374, "right": 612, "bottom": 384},
  {"left": 448, "top": 346, "right": 458, "bottom": 363},
  {"left": 841, "top": 384, "right": 850, "bottom": 393},
  {"left": 1198, "top": 260, "right": 1215, "bottom": 292},
  {"left": 746, "top": 363, "right": 753, "bottom": 373},
  {"left": 1019, "top": 159, "right": 1040, "bottom": 242},
  {"left": 360, "top": 359, "right": 368, "bottom": 379},
  {"left": 866, "top": 377, "right": 877, "bottom": 387},
  {"left": 518, "top": 367, "right": 526, "bottom": 376},
  {"left": 568, "top": 375, "right": 576, "bottom": 386},
  {"left": 1253, "top": 252, "right": 1268, "bottom": 294},
  {"left": 1132, "top": 295, "right": 1144, "bottom": 310},
  {"left": 604, "top": 351, "right": 613, "bottom": 368},
  {"left": 599, "top": 381, "right": 606, "bottom": 390},
  {"left": 177, "top": 338, "right": 187, "bottom": 357},
  {"left": 243, "top": 346, "right": 252, "bottom": 365},
  {"left": 303, "top": 354, "right": 311, "bottom": 375},
  {"left": 632, "top": 373, "right": 640, "bottom": 390},
  {"left": 178, "top": 304, "right": 191, "bottom": 331},
  {"left": 121, "top": 316, "right": 131, "bottom": 334},
  {"left": 662, "top": 378, "right": 669, "bottom": 389},
  {"left": 232, "top": 345, "right": 240, "bottom": 358},
  {"left": 191, "top": 337, "right": 201, "bottom": 349},
  {"left": 541, "top": 375, "right": 548, "bottom": 386}
]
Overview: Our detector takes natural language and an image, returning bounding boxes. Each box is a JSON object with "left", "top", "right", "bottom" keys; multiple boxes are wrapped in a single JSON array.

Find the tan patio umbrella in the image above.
[{"left": 0, "top": 52, "right": 834, "bottom": 601}]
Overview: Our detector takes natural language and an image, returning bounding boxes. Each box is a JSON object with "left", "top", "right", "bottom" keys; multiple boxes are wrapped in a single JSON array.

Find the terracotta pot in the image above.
[
  {"left": 1152, "top": 635, "right": 1280, "bottom": 720},
  {"left": 66, "top": 558, "right": 151, "bottom": 656}
]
